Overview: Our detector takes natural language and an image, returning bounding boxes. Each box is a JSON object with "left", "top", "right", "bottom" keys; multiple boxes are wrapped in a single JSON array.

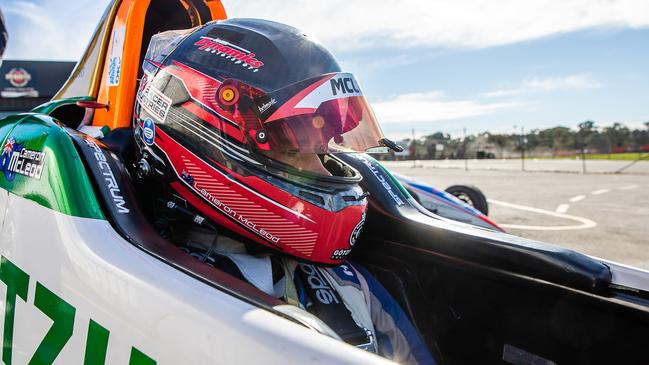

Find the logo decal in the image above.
[
  {"left": 138, "top": 85, "right": 171, "bottom": 122},
  {"left": 295, "top": 73, "right": 363, "bottom": 109},
  {"left": 349, "top": 212, "right": 366, "bottom": 246},
  {"left": 84, "top": 139, "right": 130, "bottom": 214},
  {"left": 299, "top": 264, "right": 340, "bottom": 305},
  {"left": 0, "top": 137, "right": 46, "bottom": 181},
  {"left": 142, "top": 118, "right": 156, "bottom": 145},
  {"left": 107, "top": 27, "right": 126, "bottom": 86},
  {"left": 5, "top": 68, "right": 32, "bottom": 88},
  {"left": 330, "top": 248, "right": 352, "bottom": 261},
  {"left": 330, "top": 76, "right": 361, "bottom": 96},
  {"left": 194, "top": 37, "right": 265, "bottom": 72},
  {"left": 258, "top": 98, "right": 277, "bottom": 114},
  {"left": 354, "top": 155, "right": 405, "bottom": 206}
]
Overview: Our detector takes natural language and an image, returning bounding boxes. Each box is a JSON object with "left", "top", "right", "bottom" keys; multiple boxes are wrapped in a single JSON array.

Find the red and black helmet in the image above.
[{"left": 134, "top": 19, "right": 386, "bottom": 264}]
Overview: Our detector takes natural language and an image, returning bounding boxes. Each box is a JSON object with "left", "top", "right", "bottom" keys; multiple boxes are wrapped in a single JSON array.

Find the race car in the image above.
[
  {"left": 0, "top": 1, "right": 648, "bottom": 364},
  {"left": 394, "top": 174, "right": 502, "bottom": 231}
]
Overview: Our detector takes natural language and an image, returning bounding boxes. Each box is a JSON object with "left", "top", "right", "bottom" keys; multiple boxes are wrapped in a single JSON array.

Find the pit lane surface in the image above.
[{"left": 383, "top": 162, "right": 649, "bottom": 270}]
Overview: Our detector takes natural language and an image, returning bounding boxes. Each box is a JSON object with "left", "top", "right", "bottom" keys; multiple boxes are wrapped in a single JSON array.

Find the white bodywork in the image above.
[{"left": 0, "top": 189, "right": 393, "bottom": 364}]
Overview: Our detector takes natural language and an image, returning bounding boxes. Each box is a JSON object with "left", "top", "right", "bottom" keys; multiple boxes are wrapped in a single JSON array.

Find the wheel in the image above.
[{"left": 445, "top": 185, "right": 489, "bottom": 216}]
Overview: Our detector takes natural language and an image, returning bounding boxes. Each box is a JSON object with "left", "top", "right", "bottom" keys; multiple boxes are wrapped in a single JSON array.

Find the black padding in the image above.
[{"left": 67, "top": 128, "right": 284, "bottom": 309}]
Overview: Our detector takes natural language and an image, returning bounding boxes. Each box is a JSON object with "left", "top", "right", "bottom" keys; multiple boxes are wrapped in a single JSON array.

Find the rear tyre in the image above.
[{"left": 445, "top": 185, "right": 489, "bottom": 216}]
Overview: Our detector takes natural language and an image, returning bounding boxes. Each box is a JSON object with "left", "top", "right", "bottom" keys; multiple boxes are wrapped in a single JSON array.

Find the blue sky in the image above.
[{"left": 3, "top": 0, "right": 648, "bottom": 138}]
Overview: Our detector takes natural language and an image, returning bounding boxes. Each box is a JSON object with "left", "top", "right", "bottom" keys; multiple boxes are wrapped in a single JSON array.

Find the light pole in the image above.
[
  {"left": 521, "top": 125, "right": 526, "bottom": 172},
  {"left": 463, "top": 127, "right": 468, "bottom": 172}
]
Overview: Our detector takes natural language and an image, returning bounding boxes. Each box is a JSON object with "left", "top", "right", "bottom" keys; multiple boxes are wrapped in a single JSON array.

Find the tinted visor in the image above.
[{"left": 241, "top": 73, "right": 385, "bottom": 154}]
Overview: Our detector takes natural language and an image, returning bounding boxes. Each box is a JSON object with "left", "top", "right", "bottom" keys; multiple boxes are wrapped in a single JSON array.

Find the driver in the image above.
[{"left": 133, "top": 19, "right": 436, "bottom": 365}]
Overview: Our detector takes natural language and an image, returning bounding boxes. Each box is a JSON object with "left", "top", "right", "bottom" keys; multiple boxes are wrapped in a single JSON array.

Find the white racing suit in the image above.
[{"left": 203, "top": 237, "right": 437, "bottom": 365}]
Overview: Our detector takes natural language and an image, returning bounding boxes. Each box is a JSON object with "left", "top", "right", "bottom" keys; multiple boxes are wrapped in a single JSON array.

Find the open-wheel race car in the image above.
[{"left": 1, "top": 1, "right": 648, "bottom": 364}]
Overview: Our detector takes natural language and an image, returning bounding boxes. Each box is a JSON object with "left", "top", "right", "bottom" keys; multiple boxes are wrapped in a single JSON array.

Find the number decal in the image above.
[
  {"left": 28, "top": 283, "right": 76, "bottom": 365},
  {"left": 129, "top": 348, "right": 156, "bottom": 365},
  {"left": 84, "top": 320, "right": 110, "bottom": 365},
  {"left": 0, "top": 256, "right": 157, "bottom": 364},
  {"left": 0, "top": 256, "right": 30, "bottom": 365}
]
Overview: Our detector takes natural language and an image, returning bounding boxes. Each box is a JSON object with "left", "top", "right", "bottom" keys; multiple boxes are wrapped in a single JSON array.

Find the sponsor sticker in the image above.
[
  {"left": 330, "top": 248, "right": 352, "bottom": 261},
  {"left": 194, "top": 36, "right": 265, "bottom": 72},
  {"left": 107, "top": 27, "right": 126, "bottom": 86},
  {"left": 0, "top": 137, "right": 46, "bottom": 181},
  {"left": 142, "top": 118, "right": 156, "bottom": 145},
  {"left": 299, "top": 264, "right": 341, "bottom": 305},
  {"left": 354, "top": 155, "right": 405, "bottom": 206},
  {"left": 295, "top": 73, "right": 363, "bottom": 109},
  {"left": 138, "top": 84, "right": 171, "bottom": 122},
  {"left": 84, "top": 139, "right": 130, "bottom": 214}
]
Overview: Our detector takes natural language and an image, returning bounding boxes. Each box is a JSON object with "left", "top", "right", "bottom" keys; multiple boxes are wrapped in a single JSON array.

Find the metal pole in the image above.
[
  {"left": 463, "top": 127, "right": 468, "bottom": 172},
  {"left": 521, "top": 125, "right": 526, "bottom": 171},
  {"left": 412, "top": 128, "right": 416, "bottom": 168},
  {"left": 581, "top": 145, "right": 587, "bottom": 174}
]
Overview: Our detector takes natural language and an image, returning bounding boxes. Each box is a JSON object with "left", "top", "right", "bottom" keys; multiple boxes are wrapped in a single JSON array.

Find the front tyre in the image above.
[{"left": 445, "top": 185, "right": 489, "bottom": 216}]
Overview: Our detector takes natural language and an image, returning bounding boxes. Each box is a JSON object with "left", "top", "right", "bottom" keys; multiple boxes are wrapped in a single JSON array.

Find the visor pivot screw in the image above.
[
  {"left": 255, "top": 130, "right": 268, "bottom": 144},
  {"left": 219, "top": 86, "right": 239, "bottom": 106}
]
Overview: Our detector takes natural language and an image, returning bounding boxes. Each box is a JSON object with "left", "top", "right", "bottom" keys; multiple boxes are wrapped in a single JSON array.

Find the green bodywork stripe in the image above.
[
  {"left": 84, "top": 320, "right": 110, "bottom": 365},
  {"left": 129, "top": 348, "right": 157, "bottom": 365},
  {"left": 0, "top": 100, "right": 104, "bottom": 220},
  {"left": 29, "top": 283, "right": 76, "bottom": 365},
  {"left": 0, "top": 256, "right": 30, "bottom": 365}
]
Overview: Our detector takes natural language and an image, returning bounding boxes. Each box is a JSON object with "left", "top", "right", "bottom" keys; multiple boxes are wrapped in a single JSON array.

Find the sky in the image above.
[{"left": 2, "top": 0, "right": 649, "bottom": 139}]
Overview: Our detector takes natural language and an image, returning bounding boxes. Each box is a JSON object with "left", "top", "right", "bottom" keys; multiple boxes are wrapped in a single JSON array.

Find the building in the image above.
[{"left": 0, "top": 60, "right": 75, "bottom": 117}]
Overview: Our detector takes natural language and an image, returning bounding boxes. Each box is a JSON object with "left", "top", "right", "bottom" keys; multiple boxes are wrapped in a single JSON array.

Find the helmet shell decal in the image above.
[
  {"left": 137, "top": 84, "right": 172, "bottom": 123},
  {"left": 349, "top": 212, "right": 366, "bottom": 247},
  {"left": 193, "top": 36, "right": 265, "bottom": 72},
  {"left": 295, "top": 73, "right": 363, "bottom": 109}
]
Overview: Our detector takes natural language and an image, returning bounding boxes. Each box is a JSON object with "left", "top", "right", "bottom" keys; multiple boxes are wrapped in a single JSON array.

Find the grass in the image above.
[{"left": 537, "top": 152, "right": 649, "bottom": 161}]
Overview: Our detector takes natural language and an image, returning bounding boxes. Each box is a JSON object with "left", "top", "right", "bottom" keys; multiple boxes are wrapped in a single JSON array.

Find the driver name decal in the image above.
[
  {"left": 194, "top": 37, "right": 265, "bottom": 72},
  {"left": 0, "top": 137, "right": 46, "bottom": 181}
]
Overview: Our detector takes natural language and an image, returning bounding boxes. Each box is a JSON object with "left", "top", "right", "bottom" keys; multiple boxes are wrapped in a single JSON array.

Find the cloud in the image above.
[
  {"left": 4, "top": 0, "right": 109, "bottom": 60},
  {"left": 523, "top": 74, "right": 603, "bottom": 91},
  {"left": 372, "top": 91, "right": 523, "bottom": 124},
  {"left": 223, "top": 0, "right": 649, "bottom": 52},
  {"left": 5, "top": 0, "right": 649, "bottom": 60},
  {"left": 482, "top": 73, "right": 603, "bottom": 97}
]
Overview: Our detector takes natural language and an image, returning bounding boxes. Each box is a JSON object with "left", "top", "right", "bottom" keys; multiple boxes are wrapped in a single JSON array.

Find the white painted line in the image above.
[
  {"left": 620, "top": 185, "right": 639, "bottom": 190},
  {"left": 569, "top": 195, "right": 586, "bottom": 203},
  {"left": 591, "top": 189, "right": 610, "bottom": 195},
  {"left": 488, "top": 199, "right": 597, "bottom": 231},
  {"left": 555, "top": 204, "right": 570, "bottom": 213}
]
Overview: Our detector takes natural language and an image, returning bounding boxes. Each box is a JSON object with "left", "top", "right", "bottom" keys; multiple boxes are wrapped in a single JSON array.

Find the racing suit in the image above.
[{"left": 190, "top": 235, "right": 437, "bottom": 365}]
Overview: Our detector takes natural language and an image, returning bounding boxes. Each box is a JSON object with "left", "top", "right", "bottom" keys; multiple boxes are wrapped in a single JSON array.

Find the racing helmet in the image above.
[{"left": 134, "top": 19, "right": 386, "bottom": 264}]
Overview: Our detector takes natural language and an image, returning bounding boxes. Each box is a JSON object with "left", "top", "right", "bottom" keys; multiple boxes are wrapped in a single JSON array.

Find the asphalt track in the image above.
[{"left": 383, "top": 161, "right": 649, "bottom": 270}]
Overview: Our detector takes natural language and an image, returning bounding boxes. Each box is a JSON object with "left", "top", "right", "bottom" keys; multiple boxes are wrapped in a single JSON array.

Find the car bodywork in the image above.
[
  {"left": 393, "top": 173, "right": 502, "bottom": 231},
  {"left": 1, "top": 1, "right": 648, "bottom": 364}
]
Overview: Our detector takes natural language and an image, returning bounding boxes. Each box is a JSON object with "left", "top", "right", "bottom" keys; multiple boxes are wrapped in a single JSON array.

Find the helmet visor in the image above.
[{"left": 247, "top": 73, "right": 385, "bottom": 154}]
